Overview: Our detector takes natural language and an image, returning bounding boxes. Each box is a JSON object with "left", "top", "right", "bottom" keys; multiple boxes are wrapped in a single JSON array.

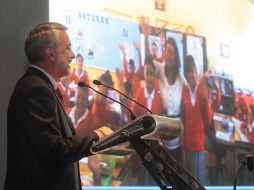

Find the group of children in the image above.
[
  {"left": 52, "top": 15, "right": 254, "bottom": 185},
  {"left": 59, "top": 41, "right": 222, "bottom": 187}
]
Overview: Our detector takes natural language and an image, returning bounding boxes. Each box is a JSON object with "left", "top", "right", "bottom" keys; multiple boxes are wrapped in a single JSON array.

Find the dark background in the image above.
[{"left": 0, "top": 1, "right": 49, "bottom": 188}]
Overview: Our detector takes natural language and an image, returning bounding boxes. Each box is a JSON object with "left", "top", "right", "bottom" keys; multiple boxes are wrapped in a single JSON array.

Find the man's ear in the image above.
[{"left": 45, "top": 48, "right": 56, "bottom": 62}]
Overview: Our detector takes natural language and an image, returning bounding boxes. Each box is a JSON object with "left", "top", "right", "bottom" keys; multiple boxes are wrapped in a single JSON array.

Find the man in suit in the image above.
[{"left": 4, "top": 22, "right": 112, "bottom": 190}]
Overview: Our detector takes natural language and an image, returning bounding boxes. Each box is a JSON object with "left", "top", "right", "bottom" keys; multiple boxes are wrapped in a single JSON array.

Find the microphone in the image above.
[
  {"left": 78, "top": 82, "right": 137, "bottom": 120},
  {"left": 91, "top": 114, "right": 184, "bottom": 153},
  {"left": 93, "top": 79, "right": 152, "bottom": 114},
  {"left": 91, "top": 114, "right": 156, "bottom": 153},
  {"left": 243, "top": 155, "right": 253, "bottom": 172}
]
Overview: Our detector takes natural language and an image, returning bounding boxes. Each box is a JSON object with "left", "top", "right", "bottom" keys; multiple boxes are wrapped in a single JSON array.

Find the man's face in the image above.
[{"left": 54, "top": 31, "right": 75, "bottom": 79}]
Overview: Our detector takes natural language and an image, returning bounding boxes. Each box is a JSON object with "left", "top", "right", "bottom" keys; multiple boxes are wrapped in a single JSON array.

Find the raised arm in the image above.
[
  {"left": 133, "top": 41, "right": 144, "bottom": 80},
  {"left": 139, "top": 17, "right": 152, "bottom": 58},
  {"left": 119, "top": 43, "right": 131, "bottom": 81}
]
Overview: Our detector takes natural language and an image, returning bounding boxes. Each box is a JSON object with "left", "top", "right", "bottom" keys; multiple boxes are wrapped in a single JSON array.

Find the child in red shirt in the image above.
[{"left": 181, "top": 55, "right": 211, "bottom": 184}]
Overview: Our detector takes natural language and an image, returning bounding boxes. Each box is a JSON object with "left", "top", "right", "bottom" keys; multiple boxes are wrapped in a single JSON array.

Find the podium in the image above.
[{"left": 91, "top": 114, "right": 206, "bottom": 190}]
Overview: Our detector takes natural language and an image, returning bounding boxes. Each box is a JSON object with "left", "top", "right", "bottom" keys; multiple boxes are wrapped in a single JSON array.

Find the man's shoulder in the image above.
[
  {"left": 17, "top": 72, "right": 50, "bottom": 91},
  {"left": 8, "top": 70, "right": 54, "bottom": 116},
  {"left": 11, "top": 69, "right": 53, "bottom": 101}
]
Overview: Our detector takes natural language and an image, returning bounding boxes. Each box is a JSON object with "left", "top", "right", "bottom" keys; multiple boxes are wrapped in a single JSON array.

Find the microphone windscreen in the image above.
[
  {"left": 78, "top": 81, "right": 88, "bottom": 87},
  {"left": 246, "top": 155, "right": 253, "bottom": 172},
  {"left": 93, "top": 79, "right": 102, "bottom": 85}
]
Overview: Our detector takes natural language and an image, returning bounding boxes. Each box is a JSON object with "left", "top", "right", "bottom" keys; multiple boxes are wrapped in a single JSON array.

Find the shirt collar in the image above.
[
  {"left": 30, "top": 65, "right": 57, "bottom": 90},
  {"left": 75, "top": 69, "right": 84, "bottom": 77},
  {"left": 69, "top": 106, "right": 88, "bottom": 126},
  {"left": 144, "top": 86, "right": 155, "bottom": 99},
  {"left": 187, "top": 84, "right": 198, "bottom": 106}
]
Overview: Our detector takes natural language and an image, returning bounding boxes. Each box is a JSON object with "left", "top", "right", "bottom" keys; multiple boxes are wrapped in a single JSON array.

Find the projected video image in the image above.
[
  {"left": 50, "top": 1, "right": 254, "bottom": 188},
  {"left": 52, "top": 10, "right": 217, "bottom": 187}
]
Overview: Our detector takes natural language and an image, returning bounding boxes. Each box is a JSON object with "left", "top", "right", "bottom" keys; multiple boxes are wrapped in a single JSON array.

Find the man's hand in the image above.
[{"left": 94, "top": 126, "right": 113, "bottom": 140}]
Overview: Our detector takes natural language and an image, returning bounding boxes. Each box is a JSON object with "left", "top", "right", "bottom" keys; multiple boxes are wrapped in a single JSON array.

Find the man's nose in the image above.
[{"left": 70, "top": 50, "right": 75, "bottom": 59}]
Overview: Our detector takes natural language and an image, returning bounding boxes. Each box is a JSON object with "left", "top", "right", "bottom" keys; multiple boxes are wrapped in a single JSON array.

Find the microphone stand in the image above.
[
  {"left": 90, "top": 80, "right": 205, "bottom": 189},
  {"left": 92, "top": 114, "right": 205, "bottom": 190},
  {"left": 233, "top": 155, "right": 253, "bottom": 190},
  {"left": 129, "top": 138, "right": 205, "bottom": 190}
]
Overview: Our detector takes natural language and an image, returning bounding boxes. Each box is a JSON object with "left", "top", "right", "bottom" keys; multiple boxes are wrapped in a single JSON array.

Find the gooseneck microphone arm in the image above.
[
  {"left": 78, "top": 82, "right": 137, "bottom": 120},
  {"left": 93, "top": 79, "right": 152, "bottom": 114}
]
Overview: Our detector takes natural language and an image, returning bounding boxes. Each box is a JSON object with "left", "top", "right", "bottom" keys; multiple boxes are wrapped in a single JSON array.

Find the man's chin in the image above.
[
  {"left": 65, "top": 67, "right": 70, "bottom": 75},
  {"left": 59, "top": 70, "right": 70, "bottom": 79}
]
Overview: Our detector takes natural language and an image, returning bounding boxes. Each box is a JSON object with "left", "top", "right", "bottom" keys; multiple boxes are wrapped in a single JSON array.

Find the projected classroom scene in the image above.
[{"left": 49, "top": 0, "right": 254, "bottom": 188}]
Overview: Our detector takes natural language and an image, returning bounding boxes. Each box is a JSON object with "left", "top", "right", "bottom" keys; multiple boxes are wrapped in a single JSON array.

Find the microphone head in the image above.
[
  {"left": 93, "top": 79, "right": 102, "bottom": 85},
  {"left": 131, "top": 113, "right": 136, "bottom": 120},
  {"left": 78, "top": 81, "right": 88, "bottom": 87},
  {"left": 246, "top": 155, "right": 253, "bottom": 172}
]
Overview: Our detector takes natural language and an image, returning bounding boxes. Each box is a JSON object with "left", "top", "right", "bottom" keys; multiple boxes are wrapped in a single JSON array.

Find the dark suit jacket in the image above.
[{"left": 5, "top": 67, "right": 99, "bottom": 190}]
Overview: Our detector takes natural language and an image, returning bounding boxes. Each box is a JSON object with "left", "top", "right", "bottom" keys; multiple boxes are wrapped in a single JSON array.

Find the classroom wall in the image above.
[{"left": 78, "top": 0, "right": 254, "bottom": 89}]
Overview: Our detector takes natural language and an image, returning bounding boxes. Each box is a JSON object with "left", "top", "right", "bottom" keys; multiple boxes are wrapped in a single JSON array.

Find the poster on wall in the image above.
[
  {"left": 51, "top": 10, "right": 140, "bottom": 71},
  {"left": 185, "top": 34, "right": 207, "bottom": 79}
]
